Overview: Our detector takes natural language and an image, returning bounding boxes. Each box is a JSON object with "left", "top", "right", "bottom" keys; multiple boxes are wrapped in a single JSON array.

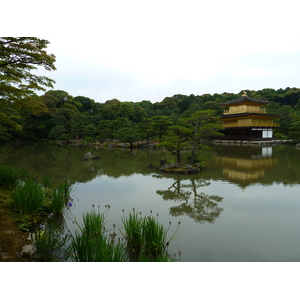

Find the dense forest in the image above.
[
  {"left": 1, "top": 87, "right": 300, "bottom": 143},
  {"left": 1, "top": 38, "right": 300, "bottom": 144}
]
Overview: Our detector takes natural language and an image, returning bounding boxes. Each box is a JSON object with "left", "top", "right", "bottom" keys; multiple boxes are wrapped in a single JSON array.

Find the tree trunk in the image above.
[
  {"left": 189, "top": 141, "right": 197, "bottom": 164},
  {"left": 176, "top": 150, "right": 181, "bottom": 163}
]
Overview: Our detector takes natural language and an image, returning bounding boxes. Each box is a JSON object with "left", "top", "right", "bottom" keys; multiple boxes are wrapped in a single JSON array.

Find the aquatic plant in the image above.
[
  {"left": 0, "top": 164, "right": 20, "bottom": 190},
  {"left": 121, "top": 209, "right": 181, "bottom": 262},
  {"left": 48, "top": 180, "right": 72, "bottom": 215},
  {"left": 121, "top": 210, "right": 143, "bottom": 256},
  {"left": 13, "top": 178, "right": 45, "bottom": 215},
  {"left": 50, "top": 189, "right": 66, "bottom": 215},
  {"left": 141, "top": 215, "right": 168, "bottom": 260},
  {"left": 70, "top": 207, "right": 128, "bottom": 262},
  {"left": 57, "top": 181, "right": 72, "bottom": 199}
]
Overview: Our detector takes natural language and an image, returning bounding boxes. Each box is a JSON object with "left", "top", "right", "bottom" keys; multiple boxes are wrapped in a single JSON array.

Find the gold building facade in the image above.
[{"left": 219, "top": 93, "right": 283, "bottom": 140}]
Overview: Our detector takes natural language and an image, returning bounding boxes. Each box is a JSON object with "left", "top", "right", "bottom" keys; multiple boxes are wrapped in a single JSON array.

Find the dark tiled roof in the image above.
[
  {"left": 220, "top": 112, "right": 283, "bottom": 119},
  {"left": 220, "top": 96, "right": 271, "bottom": 106}
]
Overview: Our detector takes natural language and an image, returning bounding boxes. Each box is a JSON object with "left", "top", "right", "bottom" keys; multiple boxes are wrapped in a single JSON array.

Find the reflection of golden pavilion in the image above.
[
  {"left": 213, "top": 146, "right": 278, "bottom": 187},
  {"left": 223, "top": 169, "right": 264, "bottom": 181}
]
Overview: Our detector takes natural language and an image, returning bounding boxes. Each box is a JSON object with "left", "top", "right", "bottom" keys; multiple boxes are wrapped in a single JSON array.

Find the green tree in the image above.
[
  {"left": 117, "top": 119, "right": 141, "bottom": 148},
  {"left": 132, "top": 104, "right": 149, "bottom": 123},
  {"left": 48, "top": 105, "right": 79, "bottom": 140},
  {"left": 0, "top": 37, "right": 56, "bottom": 100},
  {"left": 158, "top": 125, "right": 192, "bottom": 163},
  {"left": 74, "top": 96, "right": 95, "bottom": 113},
  {"left": 139, "top": 100, "right": 154, "bottom": 116},
  {"left": 287, "top": 115, "right": 300, "bottom": 142},
  {"left": 43, "top": 90, "right": 73, "bottom": 108},
  {"left": 138, "top": 117, "right": 153, "bottom": 140},
  {"left": 70, "top": 113, "right": 89, "bottom": 139},
  {"left": 273, "top": 105, "right": 294, "bottom": 138},
  {"left": 0, "top": 37, "right": 56, "bottom": 136},
  {"left": 0, "top": 105, "right": 22, "bottom": 141},
  {"left": 151, "top": 116, "right": 173, "bottom": 140},
  {"left": 186, "top": 110, "right": 224, "bottom": 164},
  {"left": 48, "top": 124, "right": 70, "bottom": 141},
  {"left": 97, "top": 120, "right": 119, "bottom": 142}
]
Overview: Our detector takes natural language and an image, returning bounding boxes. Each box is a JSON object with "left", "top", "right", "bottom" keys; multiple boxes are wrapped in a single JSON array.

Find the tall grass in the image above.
[
  {"left": 50, "top": 189, "right": 66, "bottom": 215},
  {"left": 141, "top": 215, "right": 168, "bottom": 260},
  {"left": 70, "top": 208, "right": 128, "bottom": 262},
  {"left": 50, "top": 180, "right": 72, "bottom": 215},
  {"left": 0, "top": 164, "right": 20, "bottom": 190},
  {"left": 121, "top": 210, "right": 181, "bottom": 262},
  {"left": 57, "top": 181, "right": 71, "bottom": 199},
  {"left": 13, "top": 179, "right": 45, "bottom": 215},
  {"left": 121, "top": 211, "right": 143, "bottom": 257}
]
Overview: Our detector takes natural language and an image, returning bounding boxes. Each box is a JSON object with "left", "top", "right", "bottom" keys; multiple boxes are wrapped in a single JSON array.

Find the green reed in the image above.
[
  {"left": 70, "top": 207, "right": 128, "bottom": 262},
  {"left": 57, "top": 181, "right": 72, "bottom": 199},
  {"left": 50, "top": 189, "right": 65, "bottom": 215},
  {"left": 48, "top": 180, "right": 72, "bottom": 215},
  {"left": 141, "top": 215, "right": 168, "bottom": 260},
  {"left": 13, "top": 178, "right": 45, "bottom": 215},
  {"left": 121, "top": 210, "right": 143, "bottom": 255},
  {"left": 121, "top": 209, "right": 181, "bottom": 262},
  {"left": 0, "top": 164, "right": 20, "bottom": 190}
]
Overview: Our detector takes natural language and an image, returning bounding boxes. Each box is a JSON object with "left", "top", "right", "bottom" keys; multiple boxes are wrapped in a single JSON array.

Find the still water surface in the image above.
[{"left": 1, "top": 143, "right": 300, "bottom": 261}]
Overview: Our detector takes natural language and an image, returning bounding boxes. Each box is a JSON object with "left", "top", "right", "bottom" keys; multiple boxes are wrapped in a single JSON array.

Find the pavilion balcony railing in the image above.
[
  {"left": 222, "top": 120, "right": 280, "bottom": 128},
  {"left": 223, "top": 107, "right": 266, "bottom": 115}
]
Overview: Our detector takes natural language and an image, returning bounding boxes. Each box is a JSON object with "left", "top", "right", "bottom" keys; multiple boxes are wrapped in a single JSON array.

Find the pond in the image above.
[{"left": 1, "top": 142, "right": 300, "bottom": 262}]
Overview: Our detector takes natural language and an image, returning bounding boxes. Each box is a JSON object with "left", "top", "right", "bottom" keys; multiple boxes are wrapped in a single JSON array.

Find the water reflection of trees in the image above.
[
  {"left": 156, "top": 176, "right": 223, "bottom": 223},
  {"left": 0, "top": 143, "right": 172, "bottom": 184},
  {"left": 2, "top": 143, "right": 300, "bottom": 195}
]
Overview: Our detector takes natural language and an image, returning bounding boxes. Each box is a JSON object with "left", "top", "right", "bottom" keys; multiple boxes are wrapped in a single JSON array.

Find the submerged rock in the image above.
[{"left": 83, "top": 152, "right": 99, "bottom": 160}]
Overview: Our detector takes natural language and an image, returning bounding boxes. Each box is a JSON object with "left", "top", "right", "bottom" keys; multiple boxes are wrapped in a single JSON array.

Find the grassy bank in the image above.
[
  {"left": 0, "top": 188, "right": 33, "bottom": 261},
  {"left": 0, "top": 165, "right": 72, "bottom": 261}
]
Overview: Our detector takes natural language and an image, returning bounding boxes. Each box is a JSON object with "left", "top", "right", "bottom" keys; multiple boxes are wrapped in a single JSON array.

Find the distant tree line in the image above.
[
  {"left": 1, "top": 87, "right": 300, "bottom": 143},
  {"left": 1, "top": 38, "right": 300, "bottom": 144}
]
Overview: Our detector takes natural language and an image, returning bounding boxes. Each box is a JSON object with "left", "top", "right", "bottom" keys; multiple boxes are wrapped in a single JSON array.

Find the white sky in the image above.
[{"left": 3, "top": 0, "right": 300, "bottom": 103}]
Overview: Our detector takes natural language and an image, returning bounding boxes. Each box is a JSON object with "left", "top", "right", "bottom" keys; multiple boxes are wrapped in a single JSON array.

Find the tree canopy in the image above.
[
  {"left": 0, "top": 37, "right": 56, "bottom": 139},
  {"left": 0, "top": 37, "right": 56, "bottom": 101}
]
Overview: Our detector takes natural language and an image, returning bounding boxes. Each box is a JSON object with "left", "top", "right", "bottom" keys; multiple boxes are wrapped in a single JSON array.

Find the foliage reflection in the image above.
[{"left": 156, "top": 176, "right": 223, "bottom": 223}]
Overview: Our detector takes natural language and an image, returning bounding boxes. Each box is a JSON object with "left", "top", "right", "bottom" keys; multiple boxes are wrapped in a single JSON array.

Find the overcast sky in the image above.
[{"left": 4, "top": 0, "right": 300, "bottom": 103}]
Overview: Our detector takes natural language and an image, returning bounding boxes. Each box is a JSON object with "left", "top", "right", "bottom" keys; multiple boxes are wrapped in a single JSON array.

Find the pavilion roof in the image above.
[
  {"left": 220, "top": 112, "right": 283, "bottom": 119},
  {"left": 220, "top": 96, "right": 271, "bottom": 106}
]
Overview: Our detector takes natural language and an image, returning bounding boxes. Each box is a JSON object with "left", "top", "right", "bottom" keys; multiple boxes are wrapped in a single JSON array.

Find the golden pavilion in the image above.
[{"left": 219, "top": 92, "right": 283, "bottom": 140}]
